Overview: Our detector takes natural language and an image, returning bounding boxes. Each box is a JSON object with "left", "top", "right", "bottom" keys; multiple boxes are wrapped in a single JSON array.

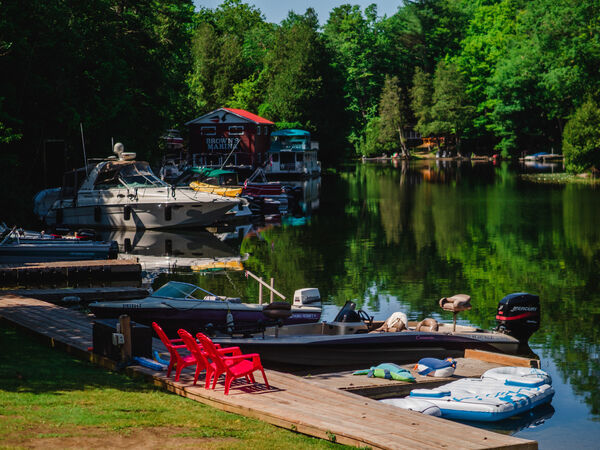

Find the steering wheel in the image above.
[{"left": 358, "top": 309, "right": 373, "bottom": 327}]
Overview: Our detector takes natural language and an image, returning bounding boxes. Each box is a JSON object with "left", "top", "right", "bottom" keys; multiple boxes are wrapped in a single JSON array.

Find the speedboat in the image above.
[
  {"left": 0, "top": 224, "right": 118, "bottom": 263},
  {"left": 210, "top": 293, "right": 541, "bottom": 367},
  {"left": 34, "top": 144, "right": 240, "bottom": 230},
  {"left": 89, "top": 280, "right": 322, "bottom": 336}
]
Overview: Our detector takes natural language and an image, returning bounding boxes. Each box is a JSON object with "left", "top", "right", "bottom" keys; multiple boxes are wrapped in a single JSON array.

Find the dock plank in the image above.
[{"left": 0, "top": 295, "right": 537, "bottom": 450}]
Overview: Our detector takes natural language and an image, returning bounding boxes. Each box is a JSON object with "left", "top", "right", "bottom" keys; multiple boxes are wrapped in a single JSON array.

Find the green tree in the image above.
[
  {"left": 429, "top": 61, "right": 473, "bottom": 155},
  {"left": 323, "top": 5, "right": 383, "bottom": 143},
  {"left": 188, "top": 0, "right": 266, "bottom": 112},
  {"left": 562, "top": 98, "right": 600, "bottom": 173},
  {"left": 410, "top": 67, "right": 434, "bottom": 138},
  {"left": 378, "top": 75, "right": 410, "bottom": 157}
]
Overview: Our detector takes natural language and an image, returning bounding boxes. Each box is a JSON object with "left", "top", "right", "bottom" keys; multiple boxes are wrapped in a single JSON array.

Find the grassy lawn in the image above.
[{"left": 0, "top": 322, "right": 346, "bottom": 449}]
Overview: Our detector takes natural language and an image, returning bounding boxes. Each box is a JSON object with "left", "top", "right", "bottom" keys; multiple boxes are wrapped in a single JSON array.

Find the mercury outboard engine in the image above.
[{"left": 496, "top": 293, "right": 540, "bottom": 342}]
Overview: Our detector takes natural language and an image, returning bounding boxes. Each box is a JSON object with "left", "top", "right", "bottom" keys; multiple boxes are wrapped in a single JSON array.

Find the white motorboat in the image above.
[
  {"left": 0, "top": 224, "right": 118, "bottom": 263},
  {"left": 35, "top": 144, "right": 240, "bottom": 230}
]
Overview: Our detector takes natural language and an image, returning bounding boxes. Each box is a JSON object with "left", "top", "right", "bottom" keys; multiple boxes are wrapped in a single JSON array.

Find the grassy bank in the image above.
[
  {"left": 520, "top": 173, "right": 600, "bottom": 185},
  {"left": 0, "top": 323, "right": 344, "bottom": 449}
]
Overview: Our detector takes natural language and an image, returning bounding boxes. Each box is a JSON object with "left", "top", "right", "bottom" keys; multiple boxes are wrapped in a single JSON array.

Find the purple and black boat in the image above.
[{"left": 89, "top": 281, "right": 322, "bottom": 337}]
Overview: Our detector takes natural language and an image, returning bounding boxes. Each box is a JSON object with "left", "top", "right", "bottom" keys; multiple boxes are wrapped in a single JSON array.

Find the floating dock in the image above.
[
  {"left": 0, "top": 259, "right": 141, "bottom": 285},
  {"left": 0, "top": 294, "right": 538, "bottom": 450}
]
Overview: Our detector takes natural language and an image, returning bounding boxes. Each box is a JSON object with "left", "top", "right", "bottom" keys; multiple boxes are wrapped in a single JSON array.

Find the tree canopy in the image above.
[{"left": 2, "top": 0, "right": 600, "bottom": 194}]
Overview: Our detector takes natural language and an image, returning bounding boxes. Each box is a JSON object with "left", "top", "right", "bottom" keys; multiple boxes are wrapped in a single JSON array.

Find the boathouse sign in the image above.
[{"left": 205, "top": 137, "right": 240, "bottom": 151}]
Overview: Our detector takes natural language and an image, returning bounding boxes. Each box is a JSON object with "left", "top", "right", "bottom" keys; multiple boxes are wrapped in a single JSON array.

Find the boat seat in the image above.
[
  {"left": 416, "top": 318, "right": 439, "bottom": 332},
  {"left": 374, "top": 311, "right": 407, "bottom": 333},
  {"left": 439, "top": 294, "right": 472, "bottom": 312},
  {"left": 439, "top": 294, "right": 471, "bottom": 332}
]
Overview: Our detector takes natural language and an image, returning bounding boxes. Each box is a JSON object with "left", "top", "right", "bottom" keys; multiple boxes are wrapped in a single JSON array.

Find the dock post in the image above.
[
  {"left": 119, "top": 315, "right": 132, "bottom": 362},
  {"left": 259, "top": 278, "right": 263, "bottom": 305},
  {"left": 270, "top": 278, "right": 274, "bottom": 303}
]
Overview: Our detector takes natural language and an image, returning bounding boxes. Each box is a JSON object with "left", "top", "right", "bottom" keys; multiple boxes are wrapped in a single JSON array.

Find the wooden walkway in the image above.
[{"left": 0, "top": 295, "right": 537, "bottom": 450}]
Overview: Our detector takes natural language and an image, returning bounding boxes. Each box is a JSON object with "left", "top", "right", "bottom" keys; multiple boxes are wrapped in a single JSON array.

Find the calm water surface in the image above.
[{"left": 150, "top": 160, "right": 600, "bottom": 448}]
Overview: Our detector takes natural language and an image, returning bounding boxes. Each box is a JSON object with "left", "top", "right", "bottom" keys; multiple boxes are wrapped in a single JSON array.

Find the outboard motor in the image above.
[
  {"left": 293, "top": 288, "right": 321, "bottom": 308},
  {"left": 496, "top": 293, "right": 540, "bottom": 342}
]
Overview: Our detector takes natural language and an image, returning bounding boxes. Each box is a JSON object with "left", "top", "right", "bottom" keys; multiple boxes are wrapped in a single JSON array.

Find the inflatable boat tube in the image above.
[
  {"left": 381, "top": 398, "right": 442, "bottom": 416},
  {"left": 408, "top": 367, "right": 554, "bottom": 422}
]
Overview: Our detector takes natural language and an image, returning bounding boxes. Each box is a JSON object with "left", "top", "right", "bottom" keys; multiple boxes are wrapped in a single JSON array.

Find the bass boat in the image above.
[{"left": 210, "top": 293, "right": 541, "bottom": 367}]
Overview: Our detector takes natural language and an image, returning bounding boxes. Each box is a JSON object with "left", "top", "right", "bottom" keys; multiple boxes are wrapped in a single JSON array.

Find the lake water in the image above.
[{"left": 146, "top": 159, "right": 599, "bottom": 448}]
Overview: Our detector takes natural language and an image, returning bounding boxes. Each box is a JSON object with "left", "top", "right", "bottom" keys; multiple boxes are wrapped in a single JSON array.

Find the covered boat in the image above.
[
  {"left": 89, "top": 281, "right": 322, "bottom": 337},
  {"left": 210, "top": 294, "right": 540, "bottom": 367}
]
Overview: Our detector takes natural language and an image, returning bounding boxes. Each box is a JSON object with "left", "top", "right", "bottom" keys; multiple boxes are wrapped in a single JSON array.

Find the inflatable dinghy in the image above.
[{"left": 407, "top": 367, "right": 554, "bottom": 422}]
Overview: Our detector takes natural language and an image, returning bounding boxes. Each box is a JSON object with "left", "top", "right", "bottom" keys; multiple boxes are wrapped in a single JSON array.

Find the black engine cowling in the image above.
[{"left": 496, "top": 292, "right": 540, "bottom": 342}]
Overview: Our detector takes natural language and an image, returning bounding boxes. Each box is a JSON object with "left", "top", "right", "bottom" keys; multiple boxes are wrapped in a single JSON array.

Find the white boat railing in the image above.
[{"left": 245, "top": 270, "right": 286, "bottom": 304}]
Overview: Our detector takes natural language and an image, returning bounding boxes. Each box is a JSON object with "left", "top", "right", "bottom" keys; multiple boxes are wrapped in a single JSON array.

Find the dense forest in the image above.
[{"left": 1, "top": 0, "right": 600, "bottom": 196}]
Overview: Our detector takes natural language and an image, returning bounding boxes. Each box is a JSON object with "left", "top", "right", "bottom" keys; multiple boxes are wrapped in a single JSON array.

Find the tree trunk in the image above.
[{"left": 397, "top": 127, "right": 410, "bottom": 159}]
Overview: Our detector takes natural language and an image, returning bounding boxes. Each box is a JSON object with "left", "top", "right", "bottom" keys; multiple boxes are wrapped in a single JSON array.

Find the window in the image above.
[
  {"left": 201, "top": 126, "right": 216, "bottom": 135},
  {"left": 257, "top": 125, "right": 261, "bottom": 135},
  {"left": 271, "top": 153, "right": 279, "bottom": 162},
  {"left": 228, "top": 126, "right": 244, "bottom": 136}
]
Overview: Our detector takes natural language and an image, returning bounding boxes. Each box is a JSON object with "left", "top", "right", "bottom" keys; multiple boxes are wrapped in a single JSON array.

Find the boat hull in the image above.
[
  {"left": 0, "top": 241, "right": 118, "bottom": 263},
  {"left": 46, "top": 199, "right": 236, "bottom": 229},
  {"left": 211, "top": 330, "right": 521, "bottom": 368},
  {"left": 89, "top": 302, "right": 321, "bottom": 338}
]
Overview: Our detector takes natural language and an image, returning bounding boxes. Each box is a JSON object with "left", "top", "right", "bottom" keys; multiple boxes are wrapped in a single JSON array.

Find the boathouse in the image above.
[{"left": 185, "top": 108, "right": 274, "bottom": 168}]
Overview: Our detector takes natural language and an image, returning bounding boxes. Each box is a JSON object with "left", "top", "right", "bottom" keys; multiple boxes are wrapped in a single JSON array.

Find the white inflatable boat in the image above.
[{"left": 391, "top": 367, "right": 554, "bottom": 422}]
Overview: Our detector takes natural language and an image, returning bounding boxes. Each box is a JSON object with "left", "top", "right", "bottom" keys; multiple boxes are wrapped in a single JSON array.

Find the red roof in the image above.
[{"left": 223, "top": 108, "right": 274, "bottom": 125}]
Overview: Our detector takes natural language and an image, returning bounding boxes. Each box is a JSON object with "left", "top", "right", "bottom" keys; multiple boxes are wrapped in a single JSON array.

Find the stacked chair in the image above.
[{"left": 152, "top": 322, "right": 269, "bottom": 395}]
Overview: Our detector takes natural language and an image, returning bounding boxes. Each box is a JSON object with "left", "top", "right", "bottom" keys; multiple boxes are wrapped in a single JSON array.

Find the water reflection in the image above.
[
  {"left": 225, "top": 160, "right": 600, "bottom": 433},
  {"left": 100, "top": 228, "right": 248, "bottom": 279},
  {"left": 149, "top": 161, "right": 600, "bottom": 442}
]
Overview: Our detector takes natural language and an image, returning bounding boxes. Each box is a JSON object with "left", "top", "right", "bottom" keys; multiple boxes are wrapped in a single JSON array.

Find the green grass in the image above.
[
  {"left": 0, "top": 323, "right": 346, "bottom": 449},
  {"left": 520, "top": 172, "right": 600, "bottom": 185}
]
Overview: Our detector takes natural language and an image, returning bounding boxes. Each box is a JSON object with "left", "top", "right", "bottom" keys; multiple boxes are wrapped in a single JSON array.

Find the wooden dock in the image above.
[
  {"left": 0, "top": 259, "right": 141, "bottom": 285},
  {"left": 3, "top": 286, "right": 148, "bottom": 303},
  {"left": 0, "top": 294, "right": 538, "bottom": 450}
]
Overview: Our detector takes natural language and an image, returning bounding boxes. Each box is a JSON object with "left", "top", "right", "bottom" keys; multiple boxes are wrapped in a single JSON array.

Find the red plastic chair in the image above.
[
  {"left": 177, "top": 329, "right": 244, "bottom": 386},
  {"left": 197, "top": 332, "right": 269, "bottom": 395},
  {"left": 152, "top": 322, "right": 195, "bottom": 381},
  {"left": 177, "top": 329, "right": 211, "bottom": 386}
]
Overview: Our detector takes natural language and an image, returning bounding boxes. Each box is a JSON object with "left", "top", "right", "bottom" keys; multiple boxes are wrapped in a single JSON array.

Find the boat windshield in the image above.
[
  {"left": 94, "top": 162, "right": 167, "bottom": 189},
  {"left": 119, "top": 163, "right": 167, "bottom": 188},
  {"left": 153, "top": 281, "right": 199, "bottom": 299}
]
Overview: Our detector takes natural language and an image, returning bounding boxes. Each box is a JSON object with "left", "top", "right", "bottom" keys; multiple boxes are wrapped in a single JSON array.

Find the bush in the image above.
[{"left": 562, "top": 98, "right": 600, "bottom": 173}]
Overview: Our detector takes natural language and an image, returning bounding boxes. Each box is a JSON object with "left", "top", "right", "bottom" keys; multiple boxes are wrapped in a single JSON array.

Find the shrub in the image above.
[{"left": 562, "top": 98, "right": 600, "bottom": 173}]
